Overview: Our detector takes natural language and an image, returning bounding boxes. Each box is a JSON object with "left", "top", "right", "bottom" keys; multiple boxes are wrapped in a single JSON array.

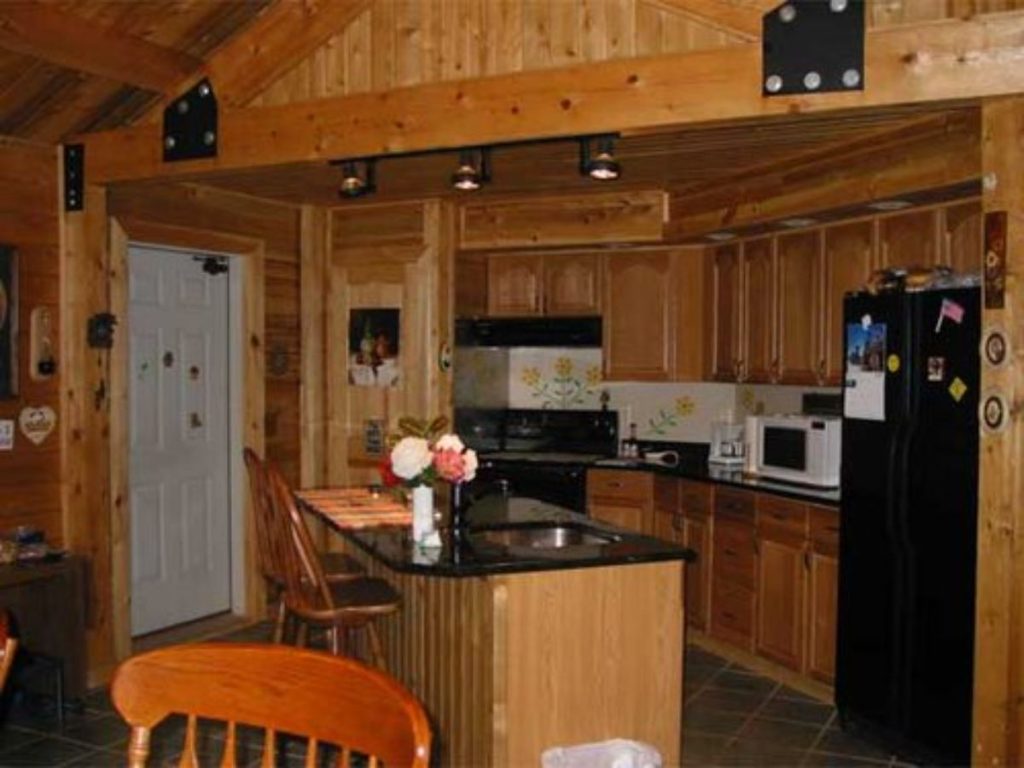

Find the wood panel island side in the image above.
[{"left": 304, "top": 497, "right": 691, "bottom": 767}]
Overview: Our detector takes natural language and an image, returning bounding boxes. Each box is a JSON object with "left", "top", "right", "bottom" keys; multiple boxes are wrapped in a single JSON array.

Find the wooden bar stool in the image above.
[
  {"left": 266, "top": 466, "right": 401, "bottom": 668},
  {"left": 243, "top": 448, "right": 365, "bottom": 643}
]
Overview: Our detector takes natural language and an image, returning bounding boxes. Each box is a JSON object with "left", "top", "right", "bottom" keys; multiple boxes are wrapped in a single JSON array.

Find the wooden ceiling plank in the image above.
[
  {"left": 81, "top": 12, "right": 1024, "bottom": 185},
  {"left": 0, "top": 2, "right": 201, "bottom": 92},
  {"left": 645, "top": 0, "right": 768, "bottom": 41},
  {"left": 152, "top": 0, "right": 371, "bottom": 111}
]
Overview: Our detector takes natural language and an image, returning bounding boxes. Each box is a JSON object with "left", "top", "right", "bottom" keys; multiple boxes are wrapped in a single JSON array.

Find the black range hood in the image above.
[{"left": 455, "top": 317, "right": 601, "bottom": 347}]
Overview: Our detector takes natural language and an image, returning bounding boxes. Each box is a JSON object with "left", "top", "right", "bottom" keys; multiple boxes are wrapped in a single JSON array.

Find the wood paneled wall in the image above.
[
  {"left": 248, "top": 0, "right": 1024, "bottom": 109},
  {"left": 325, "top": 200, "right": 455, "bottom": 487},
  {"left": 0, "top": 139, "right": 61, "bottom": 543},
  {"left": 107, "top": 183, "right": 302, "bottom": 483}
]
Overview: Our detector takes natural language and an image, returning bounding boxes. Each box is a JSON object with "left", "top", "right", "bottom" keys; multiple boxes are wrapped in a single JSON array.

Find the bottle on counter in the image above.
[{"left": 622, "top": 422, "right": 640, "bottom": 458}]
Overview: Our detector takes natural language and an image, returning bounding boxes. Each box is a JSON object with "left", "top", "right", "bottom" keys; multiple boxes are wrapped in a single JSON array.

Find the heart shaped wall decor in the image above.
[{"left": 19, "top": 405, "right": 56, "bottom": 446}]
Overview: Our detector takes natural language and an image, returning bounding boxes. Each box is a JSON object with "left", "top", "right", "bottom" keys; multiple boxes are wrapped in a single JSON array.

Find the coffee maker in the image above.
[{"left": 709, "top": 420, "right": 745, "bottom": 467}]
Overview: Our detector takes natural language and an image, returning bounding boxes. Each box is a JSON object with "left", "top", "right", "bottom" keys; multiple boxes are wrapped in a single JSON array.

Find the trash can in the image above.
[{"left": 540, "top": 739, "right": 662, "bottom": 768}]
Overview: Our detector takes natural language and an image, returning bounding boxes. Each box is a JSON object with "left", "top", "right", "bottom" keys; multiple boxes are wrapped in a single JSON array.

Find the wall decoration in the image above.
[
  {"left": 0, "top": 246, "right": 18, "bottom": 399},
  {"left": 520, "top": 356, "right": 601, "bottom": 409},
  {"left": 646, "top": 397, "right": 695, "bottom": 435},
  {"left": 349, "top": 308, "right": 400, "bottom": 388},
  {"left": 0, "top": 419, "right": 13, "bottom": 451},
  {"left": 18, "top": 405, "right": 56, "bottom": 446},
  {"left": 983, "top": 211, "right": 1007, "bottom": 310}
]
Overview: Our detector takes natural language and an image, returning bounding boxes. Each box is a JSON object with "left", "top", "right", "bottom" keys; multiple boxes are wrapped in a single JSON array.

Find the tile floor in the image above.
[{"left": 0, "top": 624, "right": 911, "bottom": 767}]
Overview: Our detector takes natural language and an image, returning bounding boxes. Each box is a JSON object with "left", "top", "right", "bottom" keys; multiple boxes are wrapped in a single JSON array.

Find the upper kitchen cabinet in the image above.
[
  {"left": 603, "top": 251, "right": 674, "bottom": 381},
  {"left": 740, "top": 237, "right": 775, "bottom": 384},
  {"left": 878, "top": 208, "right": 942, "bottom": 271},
  {"left": 487, "top": 254, "right": 545, "bottom": 316},
  {"left": 822, "top": 221, "right": 875, "bottom": 385},
  {"left": 456, "top": 254, "right": 488, "bottom": 317},
  {"left": 711, "top": 244, "right": 741, "bottom": 382},
  {"left": 775, "top": 231, "right": 823, "bottom": 385},
  {"left": 942, "top": 200, "right": 983, "bottom": 275},
  {"left": 544, "top": 254, "right": 602, "bottom": 316}
]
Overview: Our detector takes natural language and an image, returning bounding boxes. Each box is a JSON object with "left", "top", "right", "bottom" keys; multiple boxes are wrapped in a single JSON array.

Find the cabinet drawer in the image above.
[
  {"left": 757, "top": 494, "right": 808, "bottom": 542},
  {"left": 713, "top": 520, "right": 755, "bottom": 588},
  {"left": 711, "top": 581, "right": 754, "bottom": 647},
  {"left": 715, "top": 487, "right": 755, "bottom": 520},
  {"left": 810, "top": 505, "right": 840, "bottom": 553},
  {"left": 679, "top": 480, "right": 711, "bottom": 519},
  {"left": 587, "top": 469, "right": 652, "bottom": 502}
]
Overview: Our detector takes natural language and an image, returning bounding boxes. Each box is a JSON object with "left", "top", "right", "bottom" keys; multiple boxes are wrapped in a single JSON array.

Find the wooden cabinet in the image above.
[
  {"left": 587, "top": 469, "right": 654, "bottom": 534},
  {"left": 545, "top": 254, "right": 601, "bottom": 315},
  {"left": 711, "top": 244, "right": 741, "bottom": 381},
  {"left": 807, "top": 505, "right": 840, "bottom": 684},
  {"left": 710, "top": 488, "right": 756, "bottom": 650},
  {"left": 603, "top": 251, "right": 674, "bottom": 381},
  {"left": 486, "top": 253, "right": 544, "bottom": 316},
  {"left": 775, "top": 231, "right": 822, "bottom": 385},
  {"left": 683, "top": 516, "right": 711, "bottom": 631},
  {"left": 740, "top": 237, "right": 775, "bottom": 383},
  {"left": 822, "top": 220, "right": 875, "bottom": 385},
  {"left": 455, "top": 254, "right": 488, "bottom": 317},
  {"left": 878, "top": 208, "right": 941, "bottom": 271},
  {"left": 755, "top": 495, "right": 809, "bottom": 672}
]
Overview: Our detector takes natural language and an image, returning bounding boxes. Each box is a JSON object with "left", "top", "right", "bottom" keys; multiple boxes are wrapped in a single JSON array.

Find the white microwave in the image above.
[{"left": 749, "top": 415, "right": 842, "bottom": 488}]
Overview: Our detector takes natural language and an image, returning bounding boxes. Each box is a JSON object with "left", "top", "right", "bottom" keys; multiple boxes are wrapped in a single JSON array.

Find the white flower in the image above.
[
  {"left": 434, "top": 433, "right": 466, "bottom": 453},
  {"left": 390, "top": 437, "right": 433, "bottom": 481},
  {"left": 462, "top": 449, "right": 478, "bottom": 482}
]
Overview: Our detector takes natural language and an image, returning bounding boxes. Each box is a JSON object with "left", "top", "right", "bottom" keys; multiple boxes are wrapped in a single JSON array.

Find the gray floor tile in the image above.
[
  {"left": 815, "top": 727, "right": 896, "bottom": 763},
  {"left": 62, "top": 747, "right": 126, "bottom": 767},
  {"left": 707, "top": 669, "right": 779, "bottom": 697},
  {"left": 759, "top": 697, "right": 834, "bottom": 726},
  {"left": 717, "top": 739, "right": 806, "bottom": 767},
  {"left": 684, "top": 707, "right": 750, "bottom": 737},
  {"left": 682, "top": 732, "right": 729, "bottom": 766},
  {"left": 0, "top": 728, "right": 44, "bottom": 756},
  {"left": 688, "top": 686, "right": 770, "bottom": 715},
  {"left": 802, "top": 751, "right": 892, "bottom": 767},
  {"left": 59, "top": 715, "right": 129, "bottom": 749},
  {"left": 774, "top": 685, "right": 825, "bottom": 704},
  {"left": 0, "top": 736, "right": 97, "bottom": 766},
  {"left": 739, "top": 717, "right": 823, "bottom": 751}
]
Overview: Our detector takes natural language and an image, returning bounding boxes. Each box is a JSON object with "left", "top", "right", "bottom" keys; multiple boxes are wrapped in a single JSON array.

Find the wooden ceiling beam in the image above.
[
  {"left": 0, "top": 3, "right": 200, "bottom": 93},
  {"left": 646, "top": 0, "right": 774, "bottom": 41},
  {"left": 150, "top": 0, "right": 370, "bottom": 112},
  {"left": 80, "top": 12, "right": 1024, "bottom": 185}
]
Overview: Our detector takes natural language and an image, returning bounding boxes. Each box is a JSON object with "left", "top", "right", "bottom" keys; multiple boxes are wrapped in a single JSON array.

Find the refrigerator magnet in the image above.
[
  {"left": 948, "top": 377, "right": 968, "bottom": 403},
  {"left": 934, "top": 298, "right": 965, "bottom": 333},
  {"left": 926, "top": 357, "right": 945, "bottom": 382},
  {"left": 844, "top": 321, "right": 886, "bottom": 421},
  {"left": 887, "top": 354, "right": 901, "bottom": 373}
]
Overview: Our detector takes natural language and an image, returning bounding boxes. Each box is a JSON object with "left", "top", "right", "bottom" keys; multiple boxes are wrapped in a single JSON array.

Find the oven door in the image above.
[{"left": 468, "top": 460, "right": 588, "bottom": 514}]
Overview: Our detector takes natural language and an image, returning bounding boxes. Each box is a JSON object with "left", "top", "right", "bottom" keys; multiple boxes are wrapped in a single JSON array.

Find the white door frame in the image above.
[
  {"left": 109, "top": 218, "right": 266, "bottom": 662},
  {"left": 125, "top": 242, "right": 246, "bottom": 631}
]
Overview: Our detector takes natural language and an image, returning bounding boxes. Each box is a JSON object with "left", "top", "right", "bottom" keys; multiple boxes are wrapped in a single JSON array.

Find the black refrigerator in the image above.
[{"left": 837, "top": 279, "right": 980, "bottom": 766}]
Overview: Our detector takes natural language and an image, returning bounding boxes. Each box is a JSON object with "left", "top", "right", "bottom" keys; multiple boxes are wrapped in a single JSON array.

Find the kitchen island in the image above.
[{"left": 309, "top": 495, "right": 693, "bottom": 766}]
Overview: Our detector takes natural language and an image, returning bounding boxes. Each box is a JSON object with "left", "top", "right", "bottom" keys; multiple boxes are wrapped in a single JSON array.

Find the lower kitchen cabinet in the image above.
[
  {"left": 587, "top": 469, "right": 653, "bottom": 534},
  {"left": 755, "top": 537, "right": 806, "bottom": 671},
  {"left": 590, "top": 501, "right": 648, "bottom": 533},
  {"left": 682, "top": 515, "right": 711, "bottom": 632},
  {"left": 807, "top": 505, "right": 841, "bottom": 684},
  {"left": 710, "top": 489, "right": 756, "bottom": 650}
]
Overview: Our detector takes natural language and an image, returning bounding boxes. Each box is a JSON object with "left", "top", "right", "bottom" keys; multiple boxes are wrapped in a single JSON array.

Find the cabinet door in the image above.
[
  {"left": 589, "top": 501, "right": 647, "bottom": 534},
  {"left": 755, "top": 537, "right": 806, "bottom": 671},
  {"left": 943, "top": 201, "right": 982, "bottom": 276},
  {"left": 684, "top": 516, "right": 711, "bottom": 631},
  {"left": 741, "top": 238, "right": 774, "bottom": 383},
  {"left": 775, "top": 231, "right": 822, "bottom": 384},
  {"left": 456, "top": 255, "right": 488, "bottom": 317},
  {"left": 487, "top": 254, "right": 543, "bottom": 316},
  {"left": 603, "top": 251, "right": 673, "bottom": 381},
  {"left": 807, "top": 550, "right": 839, "bottom": 684},
  {"left": 878, "top": 209, "right": 941, "bottom": 271},
  {"left": 822, "top": 220, "right": 875, "bottom": 385},
  {"left": 711, "top": 244, "right": 741, "bottom": 381},
  {"left": 545, "top": 254, "right": 601, "bottom": 315}
]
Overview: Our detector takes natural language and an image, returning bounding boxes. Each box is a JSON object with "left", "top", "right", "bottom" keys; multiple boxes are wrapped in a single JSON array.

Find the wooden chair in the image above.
[
  {"left": 0, "top": 610, "right": 16, "bottom": 693},
  {"left": 266, "top": 465, "right": 401, "bottom": 667},
  {"left": 112, "top": 642, "right": 431, "bottom": 768},
  {"left": 243, "top": 448, "right": 365, "bottom": 642}
]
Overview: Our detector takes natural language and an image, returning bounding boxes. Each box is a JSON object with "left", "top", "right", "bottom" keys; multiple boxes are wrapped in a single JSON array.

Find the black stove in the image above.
[{"left": 455, "top": 408, "right": 618, "bottom": 514}]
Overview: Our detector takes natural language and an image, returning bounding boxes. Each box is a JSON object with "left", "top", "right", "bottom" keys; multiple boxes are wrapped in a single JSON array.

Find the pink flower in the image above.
[{"left": 433, "top": 448, "right": 468, "bottom": 483}]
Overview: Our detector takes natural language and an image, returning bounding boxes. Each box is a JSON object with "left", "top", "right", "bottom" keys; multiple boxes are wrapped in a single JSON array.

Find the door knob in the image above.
[{"left": 190, "top": 412, "right": 203, "bottom": 429}]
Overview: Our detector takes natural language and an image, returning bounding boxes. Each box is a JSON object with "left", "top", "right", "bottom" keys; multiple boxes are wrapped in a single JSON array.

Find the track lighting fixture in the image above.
[
  {"left": 580, "top": 135, "right": 620, "bottom": 181},
  {"left": 451, "top": 148, "right": 490, "bottom": 191},
  {"left": 332, "top": 158, "right": 376, "bottom": 198}
]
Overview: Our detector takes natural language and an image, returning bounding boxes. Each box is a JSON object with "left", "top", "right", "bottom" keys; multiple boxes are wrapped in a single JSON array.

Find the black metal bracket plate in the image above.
[
  {"left": 87, "top": 313, "right": 117, "bottom": 349},
  {"left": 63, "top": 144, "right": 84, "bottom": 211},
  {"left": 162, "top": 78, "right": 218, "bottom": 162},
  {"left": 762, "top": 0, "right": 865, "bottom": 97}
]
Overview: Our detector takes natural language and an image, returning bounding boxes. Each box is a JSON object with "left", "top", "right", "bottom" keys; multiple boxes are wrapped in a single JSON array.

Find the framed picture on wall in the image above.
[
  {"left": 348, "top": 308, "right": 400, "bottom": 388},
  {"left": 0, "top": 246, "right": 17, "bottom": 399}
]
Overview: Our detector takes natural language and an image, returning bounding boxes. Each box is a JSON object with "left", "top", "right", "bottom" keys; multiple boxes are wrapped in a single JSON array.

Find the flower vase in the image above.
[{"left": 412, "top": 485, "right": 435, "bottom": 543}]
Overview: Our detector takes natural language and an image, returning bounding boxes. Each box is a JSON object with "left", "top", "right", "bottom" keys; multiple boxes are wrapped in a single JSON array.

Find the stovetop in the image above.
[{"left": 480, "top": 451, "right": 610, "bottom": 465}]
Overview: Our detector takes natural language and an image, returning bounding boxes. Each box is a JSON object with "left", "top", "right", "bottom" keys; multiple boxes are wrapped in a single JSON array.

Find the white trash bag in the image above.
[{"left": 541, "top": 739, "right": 662, "bottom": 768}]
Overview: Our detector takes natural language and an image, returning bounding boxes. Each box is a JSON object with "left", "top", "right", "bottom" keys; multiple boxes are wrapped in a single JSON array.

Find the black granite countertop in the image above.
[
  {"left": 589, "top": 439, "right": 840, "bottom": 506},
  {"left": 313, "top": 495, "right": 695, "bottom": 578}
]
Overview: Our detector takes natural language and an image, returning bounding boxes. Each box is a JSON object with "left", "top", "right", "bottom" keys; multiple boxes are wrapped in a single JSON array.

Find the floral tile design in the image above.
[{"left": 519, "top": 356, "right": 602, "bottom": 409}]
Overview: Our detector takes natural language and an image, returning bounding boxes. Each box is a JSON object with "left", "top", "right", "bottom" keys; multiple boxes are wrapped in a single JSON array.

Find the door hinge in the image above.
[
  {"left": 194, "top": 255, "right": 229, "bottom": 276},
  {"left": 63, "top": 143, "right": 84, "bottom": 211}
]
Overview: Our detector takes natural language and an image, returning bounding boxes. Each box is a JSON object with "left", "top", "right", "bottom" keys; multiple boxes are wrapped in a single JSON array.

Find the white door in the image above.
[{"left": 128, "top": 245, "right": 232, "bottom": 635}]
